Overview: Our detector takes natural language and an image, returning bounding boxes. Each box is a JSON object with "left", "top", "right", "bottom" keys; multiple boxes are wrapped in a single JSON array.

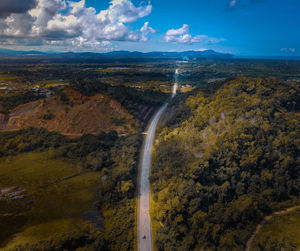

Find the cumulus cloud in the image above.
[
  {"left": 140, "top": 21, "right": 157, "bottom": 42},
  {"left": 0, "top": 0, "right": 155, "bottom": 49},
  {"left": 164, "top": 24, "right": 223, "bottom": 44},
  {"left": 98, "top": 0, "right": 152, "bottom": 23},
  {"left": 164, "top": 24, "right": 199, "bottom": 44}
]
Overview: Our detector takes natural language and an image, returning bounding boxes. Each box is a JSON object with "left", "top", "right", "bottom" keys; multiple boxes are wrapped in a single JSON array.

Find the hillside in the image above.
[
  {"left": 0, "top": 88, "right": 138, "bottom": 136},
  {"left": 151, "top": 77, "right": 300, "bottom": 250}
]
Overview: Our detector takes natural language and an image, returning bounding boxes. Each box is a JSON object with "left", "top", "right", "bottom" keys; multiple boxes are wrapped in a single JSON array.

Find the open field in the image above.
[
  {"left": 0, "top": 151, "right": 100, "bottom": 249},
  {"left": 0, "top": 75, "right": 18, "bottom": 82},
  {"left": 251, "top": 209, "right": 300, "bottom": 250}
]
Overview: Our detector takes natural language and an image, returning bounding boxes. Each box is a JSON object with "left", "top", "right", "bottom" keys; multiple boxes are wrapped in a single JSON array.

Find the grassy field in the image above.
[
  {"left": 251, "top": 209, "right": 300, "bottom": 250},
  {"left": 0, "top": 75, "right": 18, "bottom": 81},
  {"left": 35, "top": 80, "right": 69, "bottom": 89},
  {"left": 0, "top": 151, "right": 101, "bottom": 249},
  {"left": 179, "top": 87, "right": 195, "bottom": 93}
]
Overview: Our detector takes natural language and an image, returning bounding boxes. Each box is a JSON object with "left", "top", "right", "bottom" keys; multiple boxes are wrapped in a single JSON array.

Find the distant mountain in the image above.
[
  {"left": 237, "top": 55, "right": 300, "bottom": 61},
  {"left": 2, "top": 49, "right": 300, "bottom": 60},
  {"left": 0, "top": 48, "right": 47, "bottom": 56},
  {"left": 0, "top": 48, "right": 232, "bottom": 59},
  {"left": 103, "top": 50, "right": 232, "bottom": 59}
]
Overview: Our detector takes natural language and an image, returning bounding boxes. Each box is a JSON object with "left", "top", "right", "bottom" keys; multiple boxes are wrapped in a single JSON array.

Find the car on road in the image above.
[{"left": 142, "top": 235, "right": 146, "bottom": 239}]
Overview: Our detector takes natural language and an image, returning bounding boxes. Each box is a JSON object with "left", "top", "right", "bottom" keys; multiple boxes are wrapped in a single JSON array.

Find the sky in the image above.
[{"left": 0, "top": 0, "right": 299, "bottom": 56}]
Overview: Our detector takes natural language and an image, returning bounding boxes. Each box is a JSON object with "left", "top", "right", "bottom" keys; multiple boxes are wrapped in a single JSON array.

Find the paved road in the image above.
[{"left": 137, "top": 69, "right": 178, "bottom": 251}]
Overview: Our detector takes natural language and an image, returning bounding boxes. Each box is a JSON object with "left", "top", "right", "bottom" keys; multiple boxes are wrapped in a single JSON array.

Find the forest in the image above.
[
  {"left": 151, "top": 77, "right": 300, "bottom": 250},
  {"left": 69, "top": 78, "right": 169, "bottom": 123}
]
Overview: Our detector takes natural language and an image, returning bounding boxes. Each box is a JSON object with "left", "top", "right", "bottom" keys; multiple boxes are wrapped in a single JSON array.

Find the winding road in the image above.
[{"left": 137, "top": 69, "right": 178, "bottom": 251}]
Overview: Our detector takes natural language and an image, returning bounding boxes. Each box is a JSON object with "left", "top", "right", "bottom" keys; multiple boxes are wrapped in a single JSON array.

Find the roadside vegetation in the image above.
[{"left": 151, "top": 77, "right": 300, "bottom": 250}]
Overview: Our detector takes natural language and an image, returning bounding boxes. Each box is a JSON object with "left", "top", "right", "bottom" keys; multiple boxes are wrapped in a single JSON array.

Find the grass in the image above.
[
  {"left": 30, "top": 80, "right": 69, "bottom": 89},
  {"left": 0, "top": 74, "right": 17, "bottom": 81},
  {"left": 0, "top": 92, "right": 17, "bottom": 98},
  {"left": 150, "top": 193, "right": 158, "bottom": 251},
  {"left": 134, "top": 196, "right": 138, "bottom": 251},
  {"left": 0, "top": 151, "right": 100, "bottom": 249},
  {"left": 251, "top": 209, "right": 300, "bottom": 250},
  {"left": 180, "top": 87, "right": 195, "bottom": 93},
  {"left": 43, "top": 81, "right": 68, "bottom": 88}
]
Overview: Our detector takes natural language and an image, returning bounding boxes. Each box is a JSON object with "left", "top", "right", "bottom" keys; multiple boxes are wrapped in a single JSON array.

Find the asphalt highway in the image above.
[{"left": 137, "top": 69, "right": 178, "bottom": 251}]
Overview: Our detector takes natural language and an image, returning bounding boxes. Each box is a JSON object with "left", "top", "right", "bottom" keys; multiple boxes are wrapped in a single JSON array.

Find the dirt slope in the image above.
[{"left": 0, "top": 88, "right": 137, "bottom": 136}]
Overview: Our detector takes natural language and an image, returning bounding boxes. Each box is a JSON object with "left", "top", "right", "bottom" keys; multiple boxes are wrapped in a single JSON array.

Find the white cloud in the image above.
[
  {"left": 229, "top": 0, "right": 237, "bottom": 7},
  {"left": 140, "top": 21, "right": 157, "bottom": 42},
  {"left": 289, "top": 48, "right": 296, "bottom": 53},
  {"left": 227, "top": 0, "right": 264, "bottom": 9},
  {"left": 164, "top": 24, "right": 223, "bottom": 45},
  {"left": 164, "top": 24, "right": 199, "bottom": 44},
  {"left": 194, "top": 48, "right": 208, "bottom": 51},
  {"left": 98, "top": 0, "right": 152, "bottom": 24},
  {"left": 281, "top": 47, "right": 296, "bottom": 53},
  {"left": 0, "top": 0, "right": 155, "bottom": 49}
]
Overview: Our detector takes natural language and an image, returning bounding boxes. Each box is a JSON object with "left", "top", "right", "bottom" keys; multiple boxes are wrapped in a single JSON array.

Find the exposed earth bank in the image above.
[{"left": 0, "top": 88, "right": 138, "bottom": 136}]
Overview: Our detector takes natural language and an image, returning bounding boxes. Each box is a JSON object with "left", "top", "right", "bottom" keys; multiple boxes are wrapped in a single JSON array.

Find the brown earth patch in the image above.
[{"left": 0, "top": 88, "right": 137, "bottom": 137}]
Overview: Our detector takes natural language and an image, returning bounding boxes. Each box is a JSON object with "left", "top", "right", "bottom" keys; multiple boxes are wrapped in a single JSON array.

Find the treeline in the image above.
[
  {"left": 0, "top": 128, "right": 117, "bottom": 171},
  {"left": 0, "top": 128, "right": 142, "bottom": 250},
  {"left": 70, "top": 78, "right": 168, "bottom": 121},
  {"left": 0, "top": 91, "right": 44, "bottom": 114},
  {"left": 9, "top": 226, "right": 105, "bottom": 251},
  {"left": 151, "top": 77, "right": 300, "bottom": 250},
  {"left": 99, "top": 134, "right": 141, "bottom": 250}
]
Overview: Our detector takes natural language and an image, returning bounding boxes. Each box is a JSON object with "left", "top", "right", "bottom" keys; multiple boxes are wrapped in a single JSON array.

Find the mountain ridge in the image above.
[{"left": 0, "top": 48, "right": 232, "bottom": 59}]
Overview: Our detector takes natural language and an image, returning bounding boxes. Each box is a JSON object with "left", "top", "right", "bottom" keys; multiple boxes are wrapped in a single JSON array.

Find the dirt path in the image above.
[
  {"left": 137, "top": 69, "right": 178, "bottom": 251},
  {"left": 245, "top": 205, "right": 300, "bottom": 251},
  {"left": 39, "top": 171, "right": 87, "bottom": 189}
]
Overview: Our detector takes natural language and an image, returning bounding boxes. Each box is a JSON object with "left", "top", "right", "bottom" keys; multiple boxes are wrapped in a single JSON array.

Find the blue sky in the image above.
[{"left": 0, "top": 0, "right": 299, "bottom": 56}]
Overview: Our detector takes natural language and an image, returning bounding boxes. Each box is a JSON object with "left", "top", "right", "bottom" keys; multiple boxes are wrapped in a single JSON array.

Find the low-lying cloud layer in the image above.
[{"left": 0, "top": 0, "right": 156, "bottom": 49}]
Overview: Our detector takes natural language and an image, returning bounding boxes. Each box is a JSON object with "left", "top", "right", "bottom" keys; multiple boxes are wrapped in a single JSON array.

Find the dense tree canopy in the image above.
[{"left": 151, "top": 77, "right": 300, "bottom": 250}]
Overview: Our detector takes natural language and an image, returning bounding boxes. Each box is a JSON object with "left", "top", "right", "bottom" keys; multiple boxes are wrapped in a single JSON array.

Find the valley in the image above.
[
  {"left": 0, "top": 56, "right": 299, "bottom": 251},
  {"left": 0, "top": 0, "right": 299, "bottom": 250}
]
